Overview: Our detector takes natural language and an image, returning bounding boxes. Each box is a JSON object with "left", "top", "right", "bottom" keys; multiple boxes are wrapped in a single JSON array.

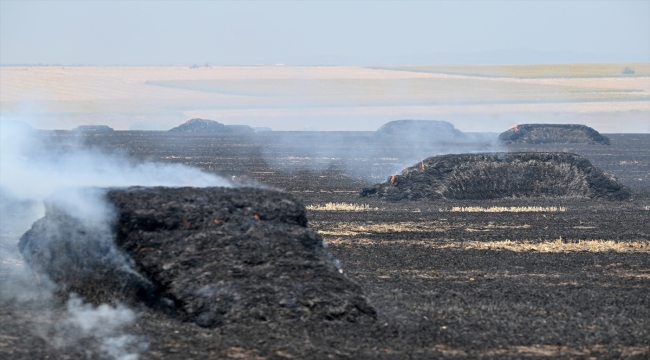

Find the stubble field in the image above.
[{"left": 1, "top": 131, "right": 649, "bottom": 359}]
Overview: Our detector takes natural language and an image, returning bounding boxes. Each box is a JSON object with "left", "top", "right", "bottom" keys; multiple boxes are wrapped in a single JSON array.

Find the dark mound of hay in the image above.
[
  {"left": 375, "top": 120, "right": 466, "bottom": 142},
  {"left": 19, "top": 187, "right": 376, "bottom": 327},
  {"left": 499, "top": 124, "right": 610, "bottom": 145},
  {"left": 169, "top": 118, "right": 229, "bottom": 133},
  {"left": 72, "top": 125, "right": 114, "bottom": 132},
  {"left": 226, "top": 124, "right": 254, "bottom": 134},
  {"left": 360, "top": 152, "right": 630, "bottom": 201}
]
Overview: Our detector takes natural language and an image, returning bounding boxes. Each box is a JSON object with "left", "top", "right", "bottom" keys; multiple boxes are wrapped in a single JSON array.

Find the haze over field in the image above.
[
  {"left": 1, "top": 1, "right": 649, "bottom": 131},
  {"left": 1, "top": 64, "right": 648, "bottom": 132}
]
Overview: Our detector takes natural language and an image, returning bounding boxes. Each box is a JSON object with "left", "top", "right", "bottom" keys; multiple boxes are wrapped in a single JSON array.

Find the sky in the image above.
[{"left": 1, "top": 0, "right": 649, "bottom": 65}]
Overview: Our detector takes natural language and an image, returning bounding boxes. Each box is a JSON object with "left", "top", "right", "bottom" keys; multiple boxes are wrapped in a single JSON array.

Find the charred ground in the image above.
[{"left": 1, "top": 131, "right": 649, "bottom": 359}]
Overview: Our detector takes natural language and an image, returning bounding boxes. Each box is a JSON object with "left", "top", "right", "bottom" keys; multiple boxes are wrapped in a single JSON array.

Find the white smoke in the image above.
[
  {"left": 0, "top": 119, "right": 232, "bottom": 359},
  {"left": 258, "top": 121, "right": 503, "bottom": 183},
  {"left": 46, "top": 295, "right": 146, "bottom": 360}
]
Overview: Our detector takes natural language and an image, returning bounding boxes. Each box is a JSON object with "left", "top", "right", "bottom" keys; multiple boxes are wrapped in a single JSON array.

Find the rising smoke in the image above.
[
  {"left": 0, "top": 120, "right": 231, "bottom": 359},
  {"left": 258, "top": 121, "right": 503, "bottom": 183}
]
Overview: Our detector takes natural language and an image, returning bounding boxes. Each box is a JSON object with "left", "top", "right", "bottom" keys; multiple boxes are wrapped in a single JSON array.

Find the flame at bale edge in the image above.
[{"left": 390, "top": 175, "right": 397, "bottom": 186}]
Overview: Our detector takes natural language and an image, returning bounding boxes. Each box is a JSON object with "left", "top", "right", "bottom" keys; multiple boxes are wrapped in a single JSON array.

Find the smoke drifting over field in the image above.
[
  {"left": 0, "top": 121, "right": 231, "bottom": 359},
  {"left": 258, "top": 120, "right": 502, "bottom": 182}
]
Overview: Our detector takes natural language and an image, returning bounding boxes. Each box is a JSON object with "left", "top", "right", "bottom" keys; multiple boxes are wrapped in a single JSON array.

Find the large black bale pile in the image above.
[
  {"left": 361, "top": 152, "right": 631, "bottom": 201},
  {"left": 375, "top": 120, "right": 466, "bottom": 142},
  {"left": 499, "top": 124, "right": 610, "bottom": 145},
  {"left": 19, "top": 187, "right": 376, "bottom": 327}
]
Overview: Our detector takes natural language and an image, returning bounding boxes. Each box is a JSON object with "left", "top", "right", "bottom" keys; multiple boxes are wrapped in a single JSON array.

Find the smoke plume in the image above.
[{"left": 0, "top": 120, "right": 231, "bottom": 359}]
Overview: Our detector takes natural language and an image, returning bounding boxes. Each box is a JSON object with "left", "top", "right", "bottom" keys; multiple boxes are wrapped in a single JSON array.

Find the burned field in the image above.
[{"left": 1, "top": 131, "right": 649, "bottom": 359}]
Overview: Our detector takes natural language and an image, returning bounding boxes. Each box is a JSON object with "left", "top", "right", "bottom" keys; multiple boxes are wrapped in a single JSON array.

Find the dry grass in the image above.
[
  {"left": 316, "top": 221, "right": 532, "bottom": 236},
  {"left": 324, "top": 237, "right": 650, "bottom": 253},
  {"left": 460, "top": 238, "right": 650, "bottom": 253},
  {"left": 444, "top": 206, "right": 566, "bottom": 213},
  {"left": 306, "top": 202, "right": 379, "bottom": 211},
  {"left": 2, "top": 65, "right": 647, "bottom": 118},
  {"left": 373, "top": 63, "right": 650, "bottom": 78},
  {"left": 319, "top": 222, "right": 453, "bottom": 236}
]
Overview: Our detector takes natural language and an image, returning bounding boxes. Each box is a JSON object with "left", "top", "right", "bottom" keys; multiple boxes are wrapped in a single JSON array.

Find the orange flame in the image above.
[
  {"left": 390, "top": 175, "right": 397, "bottom": 185},
  {"left": 420, "top": 158, "right": 425, "bottom": 171},
  {"left": 512, "top": 124, "right": 519, "bottom": 132}
]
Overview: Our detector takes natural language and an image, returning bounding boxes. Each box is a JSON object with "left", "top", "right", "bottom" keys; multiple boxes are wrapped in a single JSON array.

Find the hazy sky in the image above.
[{"left": 1, "top": 0, "right": 649, "bottom": 65}]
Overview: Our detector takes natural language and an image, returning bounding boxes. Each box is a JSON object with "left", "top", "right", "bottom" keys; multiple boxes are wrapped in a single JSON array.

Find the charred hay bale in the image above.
[
  {"left": 19, "top": 187, "right": 376, "bottom": 327},
  {"left": 498, "top": 124, "right": 610, "bottom": 145},
  {"left": 375, "top": 120, "right": 466, "bottom": 142},
  {"left": 169, "top": 118, "right": 231, "bottom": 133},
  {"left": 360, "top": 152, "right": 631, "bottom": 201}
]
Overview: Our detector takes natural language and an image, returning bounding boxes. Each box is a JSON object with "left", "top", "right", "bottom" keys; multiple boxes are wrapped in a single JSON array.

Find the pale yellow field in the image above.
[
  {"left": 444, "top": 206, "right": 567, "bottom": 212},
  {"left": 373, "top": 63, "right": 650, "bottom": 78},
  {"left": 1, "top": 65, "right": 648, "bottom": 131}
]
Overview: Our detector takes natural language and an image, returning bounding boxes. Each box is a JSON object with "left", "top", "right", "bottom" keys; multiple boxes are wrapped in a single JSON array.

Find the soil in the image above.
[
  {"left": 1, "top": 131, "right": 649, "bottom": 359},
  {"left": 498, "top": 124, "right": 610, "bottom": 145},
  {"left": 360, "top": 152, "right": 631, "bottom": 201}
]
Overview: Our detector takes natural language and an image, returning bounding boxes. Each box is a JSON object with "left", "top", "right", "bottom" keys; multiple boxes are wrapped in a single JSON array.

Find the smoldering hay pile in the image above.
[
  {"left": 499, "top": 124, "right": 610, "bottom": 145},
  {"left": 361, "top": 152, "right": 631, "bottom": 201},
  {"left": 19, "top": 187, "right": 376, "bottom": 328}
]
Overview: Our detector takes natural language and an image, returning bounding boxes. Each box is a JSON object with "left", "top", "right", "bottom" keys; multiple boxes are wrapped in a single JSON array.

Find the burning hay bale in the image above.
[
  {"left": 375, "top": 120, "right": 466, "bottom": 143},
  {"left": 19, "top": 187, "right": 376, "bottom": 327},
  {"left": 498, "top": 124, "right": 610, "bottom": 145},
  {"left": 360, "top": 152, "right": 631, "bottom": 201}
]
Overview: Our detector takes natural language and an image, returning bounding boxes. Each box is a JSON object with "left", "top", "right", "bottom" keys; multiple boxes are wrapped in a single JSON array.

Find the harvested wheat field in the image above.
[
  {"left": 1, "top": 64, "right": 649, "bottom": 132},
  {"left": 1, "top": 129, "right": 649, "bottom": 359}
]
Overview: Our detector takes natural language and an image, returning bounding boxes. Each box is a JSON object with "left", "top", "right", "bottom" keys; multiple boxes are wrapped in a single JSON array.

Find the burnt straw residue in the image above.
[
  {"left": 499, "top": 124, "right": 610, "bottom": 145},
  {"left": 19, "top": 187, "right": 376, "bottom": 328},
  {"left": 361, "top": 152, "right": 631, "bottom": 201}
]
